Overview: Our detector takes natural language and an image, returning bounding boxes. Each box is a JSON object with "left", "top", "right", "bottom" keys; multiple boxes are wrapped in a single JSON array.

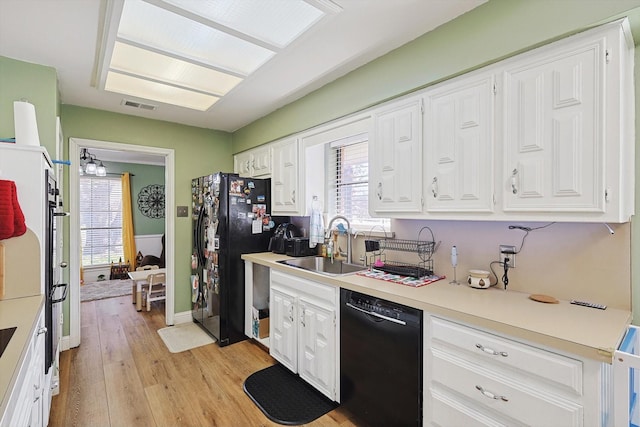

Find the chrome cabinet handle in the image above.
[
  {"left": 431, "top": 177, "right": 438, "bottom": 198},
  {"left": 511, "top": 168, "right": 518, "bottom": 194},
  {"left": 476, "top": 385, "right": 508, "bottom": 402},
  {"left": 476, "top": 343, "right": 508, "bottom": 357},
  {"left": 300, "top": 307, "right": 306, "bottom": 327},
  {"left": 60, "top": 261, "right": 68, "bottom": 268},
  {"left": 377, "top": 182, "right": 383, "bottom": 200},
  {"left": 288, "top": 306, "right": 294, "bottom": 323},
  {"left": 37, "top": 326, "right": 47, "bottom": 336},
  {"left": 291, "top": 190, "right": 296, "bottom": 203}
]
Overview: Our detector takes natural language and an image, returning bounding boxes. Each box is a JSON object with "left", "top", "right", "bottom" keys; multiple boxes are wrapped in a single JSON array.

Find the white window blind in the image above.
[
  {"left": 328, "top": 135, "right": 390, "bottom": 231},
  {"left": 80, "top": 176, "right": 124, "bottom": 266}
]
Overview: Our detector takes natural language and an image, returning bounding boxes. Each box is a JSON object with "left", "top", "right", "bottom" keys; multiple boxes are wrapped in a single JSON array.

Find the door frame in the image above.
[{"left": 68, "top": 138, "right": 175, "bottom": 348}]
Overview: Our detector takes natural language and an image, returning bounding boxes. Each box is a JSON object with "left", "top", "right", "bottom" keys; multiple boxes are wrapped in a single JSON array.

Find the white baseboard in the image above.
[{"left": 172, "top": 311, "right": 192, "bottom": 325}]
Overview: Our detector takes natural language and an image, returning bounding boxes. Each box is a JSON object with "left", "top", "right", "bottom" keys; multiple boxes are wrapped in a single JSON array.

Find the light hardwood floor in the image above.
[{"left": 49, "top": 295, "right": 358, "bottom": 427}]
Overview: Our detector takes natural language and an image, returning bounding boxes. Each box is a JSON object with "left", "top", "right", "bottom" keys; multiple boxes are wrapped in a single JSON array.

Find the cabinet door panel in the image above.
[
  {"left": 504, "top": 40, "right": 603, "bottom": 212},
  {"left": 426, "top": 74, "right": 494, "bottom": 212},
  {"left": 270, "top": 287, "right": 297, "bottom": 371},
  {"left": 299, "top": 298, "right": 335, "bottom": 399},
  {"left": 370, "top": 98, "right": 423, "bottom": 214},
  {"left": 272, "top": 139, "right": 299, "bottom": 214},
  {"left": 234, "top": 151, "right": 252, "bottom": 176},
  {"left": 252, "top": 145, "right": 272, "bottom": 177}
]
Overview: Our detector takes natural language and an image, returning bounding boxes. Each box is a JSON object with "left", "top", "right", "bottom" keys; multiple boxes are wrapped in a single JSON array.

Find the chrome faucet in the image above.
[{"left": 326, "top": 215, "right": 352, "bottom": 264}]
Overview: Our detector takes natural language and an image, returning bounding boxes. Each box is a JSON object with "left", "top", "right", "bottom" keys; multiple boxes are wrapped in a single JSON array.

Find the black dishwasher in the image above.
[{"left": 340, "top": 289, "right": 423, "bottom": 426}]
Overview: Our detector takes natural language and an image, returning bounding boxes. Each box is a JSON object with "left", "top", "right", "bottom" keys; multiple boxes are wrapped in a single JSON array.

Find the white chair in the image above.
[
  {"left": 144, "top": 272, "right": 166, "bottom": 311},
  {"left": 132, "top": 265, "right": 158, "bottom": 305}
]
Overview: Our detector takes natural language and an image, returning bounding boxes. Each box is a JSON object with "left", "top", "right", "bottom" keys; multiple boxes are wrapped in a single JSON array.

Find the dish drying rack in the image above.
[{"left": 365, "top": 227, "right": 436, "bottom": 279}]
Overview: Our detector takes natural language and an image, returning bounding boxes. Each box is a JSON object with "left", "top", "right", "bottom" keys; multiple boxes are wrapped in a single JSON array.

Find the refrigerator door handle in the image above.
[{"left": 195, "top": 207, "right": 206, "bottom": 267}]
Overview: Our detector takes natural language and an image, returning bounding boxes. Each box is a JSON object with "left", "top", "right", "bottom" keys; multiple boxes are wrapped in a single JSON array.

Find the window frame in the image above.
[
  {"left": 300, "top": 113, "right": 390, "bottom": 234},
  {"left": 79, "top": 175, "right": 125, "bottom": 267}
]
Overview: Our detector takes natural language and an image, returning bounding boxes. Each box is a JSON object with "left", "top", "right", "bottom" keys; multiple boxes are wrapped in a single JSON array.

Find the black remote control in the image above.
[{"left": 570, "top": 300, "right": 606, "bottom": 310}]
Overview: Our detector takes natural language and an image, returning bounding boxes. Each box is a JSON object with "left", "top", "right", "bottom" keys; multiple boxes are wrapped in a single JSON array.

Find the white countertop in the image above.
[
  {"left": 0, "top": 295, "right": 44, "bottom": 417},
  {"left": 242, "top": 252, "right": 631, "bottom": 363}
]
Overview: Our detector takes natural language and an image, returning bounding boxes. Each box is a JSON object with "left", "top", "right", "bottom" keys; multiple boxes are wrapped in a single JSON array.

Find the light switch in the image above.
[{"left": 176, "top": 206, "right": 188, "bottom": 217}]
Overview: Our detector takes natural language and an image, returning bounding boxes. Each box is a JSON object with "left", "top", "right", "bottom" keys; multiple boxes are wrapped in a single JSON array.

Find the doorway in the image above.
[{"left": 68, "top": 138, "right": 175, "bottom": 349}]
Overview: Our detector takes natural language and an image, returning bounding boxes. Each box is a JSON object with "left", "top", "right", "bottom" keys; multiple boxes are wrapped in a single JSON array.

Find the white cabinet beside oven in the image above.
[
  {"left": 424, "top": 316, "right": 608, "bottom": 426},
  {"left": 269, "top": 270, "right": 338, "bottom": 400}
]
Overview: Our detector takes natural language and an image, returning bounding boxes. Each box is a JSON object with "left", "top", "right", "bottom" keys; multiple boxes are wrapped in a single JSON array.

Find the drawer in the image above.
[
  {"left": 431, "top": 347, "right": 583, "bottom": 426},
  {"left": 271, "top": 270, "right": 336, "bottom": 304},
  {"left": 431, "top": 386, "right": 525, "bottom": 427},
  {"left": 431, "top": 317, "right": 583, "bottom": 395}
]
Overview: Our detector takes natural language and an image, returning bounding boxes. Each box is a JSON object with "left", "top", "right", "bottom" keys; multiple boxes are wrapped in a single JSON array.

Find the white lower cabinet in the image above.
[
  {"left": 425, "top": 316, "right": 608, "bottom": 427},
  {"left": 1, "top": 306, "right": 46, "bottom": 427},
  {"left": 270, "top": 270, "right": 338, "bottom": 400}
]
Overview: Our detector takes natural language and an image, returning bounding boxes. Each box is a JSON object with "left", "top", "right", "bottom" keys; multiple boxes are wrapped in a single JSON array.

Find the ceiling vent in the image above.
[{"left": 121, "top": 99, "right": 157, "bottom": 111}]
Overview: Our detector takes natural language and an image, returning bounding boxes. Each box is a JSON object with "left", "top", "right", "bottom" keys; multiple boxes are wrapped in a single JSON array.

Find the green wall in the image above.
[
  {"left": 61, "top": 105, "right": 232, "bottom": 319},
  {"left": 105, "top": 161, "right": 166, "bottom": 236},
  {"left": 233, "top": 0, "right": 640, "bottom": 151},
  {"left": 0, "top": 56, "right": 58, "bottom": 155}
]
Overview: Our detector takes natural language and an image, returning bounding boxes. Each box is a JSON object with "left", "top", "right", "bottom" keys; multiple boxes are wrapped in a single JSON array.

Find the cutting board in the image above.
[{"left": 0, "top": 229, "right": 40, "bottom": 300}]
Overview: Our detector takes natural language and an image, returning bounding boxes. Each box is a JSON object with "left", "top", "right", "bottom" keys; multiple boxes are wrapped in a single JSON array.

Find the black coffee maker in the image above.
[{"left": 268, "top": 223, "right": 300, "bottom": 254}]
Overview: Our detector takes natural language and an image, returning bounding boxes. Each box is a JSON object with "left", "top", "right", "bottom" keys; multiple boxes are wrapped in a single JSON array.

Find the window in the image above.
[
  {"left": 327, "top": 135, "right": 390, "bottom": 232},
  {"left": 80, "top": 176, "right": 124, "bottom": 266}
]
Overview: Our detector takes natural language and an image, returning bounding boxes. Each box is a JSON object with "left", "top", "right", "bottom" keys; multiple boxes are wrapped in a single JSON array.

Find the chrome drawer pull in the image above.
[
  {"left": 476, "top": 343, "right": 508, "bottom": 357},
  {"left": 475, "top": 385, "right": 508, "bottom": 402}
]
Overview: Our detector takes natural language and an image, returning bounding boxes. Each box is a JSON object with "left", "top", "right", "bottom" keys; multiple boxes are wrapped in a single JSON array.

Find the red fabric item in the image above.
[
  {"left": 11, "top": 181, "right": 26, "bottom": 238},
  {"left": 0, "top": 180, "right": 26, "bottom": 240},
  {"left": 0, "top": 180, "right": 15, "bottom": 240}
]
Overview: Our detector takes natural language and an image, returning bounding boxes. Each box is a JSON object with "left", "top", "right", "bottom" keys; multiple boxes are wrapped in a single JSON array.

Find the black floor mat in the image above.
[{"left": 244, "top": 364, "right": 338, "bottom": 425}]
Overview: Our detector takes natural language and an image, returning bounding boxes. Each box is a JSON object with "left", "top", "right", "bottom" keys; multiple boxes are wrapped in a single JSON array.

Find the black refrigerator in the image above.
[{"left": 191, "top": 173, "right": 277, "bottom": 346}]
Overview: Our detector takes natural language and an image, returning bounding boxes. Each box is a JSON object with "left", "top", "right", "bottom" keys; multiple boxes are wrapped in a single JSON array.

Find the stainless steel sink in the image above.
[{"left": 278, "top": 256, "right": 367, "bottom": 276}]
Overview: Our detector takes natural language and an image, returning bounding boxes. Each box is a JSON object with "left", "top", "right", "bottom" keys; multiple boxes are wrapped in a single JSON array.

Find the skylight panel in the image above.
[
  {"left": 105, "top": 71, "right": 219, "bottom": 111},
  {"left": 118, "top": 0, "right": 274, "bottom": 75},
  {"left": 110, "top": 42, "right": 242, "bottom": 96},
  {"left": 164, "top": 0, "right": 326, "bottom": 48}
]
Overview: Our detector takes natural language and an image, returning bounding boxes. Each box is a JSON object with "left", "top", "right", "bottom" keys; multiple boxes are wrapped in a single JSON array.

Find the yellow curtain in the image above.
[{"left": 122, "top": 172, "right": 136, "bottom": 271}]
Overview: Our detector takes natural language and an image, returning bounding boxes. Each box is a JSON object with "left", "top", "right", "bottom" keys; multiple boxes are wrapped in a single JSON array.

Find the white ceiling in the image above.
[{"left": 0, "top": 0, "right": 486, "bottom": 133}]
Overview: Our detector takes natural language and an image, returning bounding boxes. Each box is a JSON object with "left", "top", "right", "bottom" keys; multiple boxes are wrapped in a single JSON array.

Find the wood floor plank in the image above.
[{"left": 50, "top": 295, "right": 358, "bottom": 427}]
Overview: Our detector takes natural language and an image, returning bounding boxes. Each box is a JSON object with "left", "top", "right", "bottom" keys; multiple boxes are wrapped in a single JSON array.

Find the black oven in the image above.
[{"left": 45, "top": 170, "right": 68, "bottom": 373}]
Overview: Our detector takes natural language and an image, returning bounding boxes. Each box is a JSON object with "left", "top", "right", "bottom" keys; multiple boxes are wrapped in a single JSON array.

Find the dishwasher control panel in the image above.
[{"left": 343, "top": 290, "right": 422, "bottom": 325}]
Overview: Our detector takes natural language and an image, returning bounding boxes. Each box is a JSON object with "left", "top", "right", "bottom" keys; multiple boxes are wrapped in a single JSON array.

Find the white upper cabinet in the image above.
[
  {"left": 370, "top": 95, "right": 424, "bottom": 215},
  {"left": 425, "top": 72, "right": 495, "bottom": 214},
  {"left": 501, "top": 19, "right": 634, "bottom": 222},
  {"left": 272, "top": 137, "right": 302, "bottom": 215},
  {"left": 233, "top": 144, "right": 272, "bottom": 178},
  {"left": 234, "top": 150, "right": 252, "bottom": 176}
]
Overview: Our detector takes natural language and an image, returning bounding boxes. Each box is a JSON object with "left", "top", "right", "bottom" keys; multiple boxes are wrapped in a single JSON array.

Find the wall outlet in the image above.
[{"left": 499, "top": 245, "right": 516, "bottom": 268}]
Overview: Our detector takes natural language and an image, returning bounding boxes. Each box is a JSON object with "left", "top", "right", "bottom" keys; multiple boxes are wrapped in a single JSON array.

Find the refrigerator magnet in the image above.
[
  {"left": 257, "top": 195, "right": 265, "bottom": 202},
  {"left": 246, "top": 198, "right": 252, "bottom": 204},
  {"left": 252, "top": 219, "right": 262, "bottom": 234},
  {"left": 248, "top": 181, "right": 255, "bottom": 189}
]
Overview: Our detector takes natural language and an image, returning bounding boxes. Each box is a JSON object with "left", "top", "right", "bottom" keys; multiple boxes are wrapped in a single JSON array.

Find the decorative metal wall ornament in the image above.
[{"left": 138, "top": 184, "right": 165, "bottom": 218}]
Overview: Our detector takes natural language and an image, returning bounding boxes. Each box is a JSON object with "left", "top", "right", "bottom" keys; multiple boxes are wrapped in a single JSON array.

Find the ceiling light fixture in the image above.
[{"left": 80, "top": 148, "right": 108, "bottom": 176}]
